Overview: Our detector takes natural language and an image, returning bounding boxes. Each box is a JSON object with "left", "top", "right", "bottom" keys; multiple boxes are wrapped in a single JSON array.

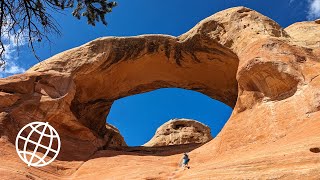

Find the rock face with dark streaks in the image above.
[{"left": 104, "top": 123, "right": 127, "bottom": 147}]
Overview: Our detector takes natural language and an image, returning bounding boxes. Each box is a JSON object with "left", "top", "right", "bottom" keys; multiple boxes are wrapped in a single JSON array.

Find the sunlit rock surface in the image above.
[{"left": 144, "top": 118, "right": 212, "bottom": 147}]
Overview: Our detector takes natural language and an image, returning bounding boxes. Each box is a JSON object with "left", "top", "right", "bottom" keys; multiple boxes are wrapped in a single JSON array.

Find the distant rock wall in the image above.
[{"left": 144, "top": 118, "right": 213, "bottom": 147}]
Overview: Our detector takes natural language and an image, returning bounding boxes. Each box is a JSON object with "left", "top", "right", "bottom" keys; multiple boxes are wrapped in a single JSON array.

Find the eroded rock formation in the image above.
[
  {"left": 104, "top": 123, "right": 127, "bottom": 147},
  {"left": 0, "top": 6, "right": 320, "bottom": 179},
  {"left": 144, "top": 118, "right": 213, "bottom": 147}
]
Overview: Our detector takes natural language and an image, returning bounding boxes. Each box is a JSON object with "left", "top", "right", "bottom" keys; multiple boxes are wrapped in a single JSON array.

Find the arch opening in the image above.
[{"left": 106, "top": 88, "right": 233, "bottom": 147}]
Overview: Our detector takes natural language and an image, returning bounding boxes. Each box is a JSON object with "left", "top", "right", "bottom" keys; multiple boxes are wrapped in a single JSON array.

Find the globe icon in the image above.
[{"left": 15, "top": 122, "right": 61, "bottom": 167}]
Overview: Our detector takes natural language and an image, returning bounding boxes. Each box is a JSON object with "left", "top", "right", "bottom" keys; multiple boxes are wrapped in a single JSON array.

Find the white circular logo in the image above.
[{"left": 15, "top": 122, "right": 61, "bottom": 167}]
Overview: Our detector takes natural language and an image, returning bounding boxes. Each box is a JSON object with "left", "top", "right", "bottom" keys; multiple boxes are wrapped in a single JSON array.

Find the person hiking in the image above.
[{"left": 181, "top": 152, "right": 190, "bottom": 169}]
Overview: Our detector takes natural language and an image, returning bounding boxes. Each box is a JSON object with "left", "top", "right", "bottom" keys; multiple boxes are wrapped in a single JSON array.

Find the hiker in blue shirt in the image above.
[{"left": 181, "top": 152, "right": 190, "bottom": 169}]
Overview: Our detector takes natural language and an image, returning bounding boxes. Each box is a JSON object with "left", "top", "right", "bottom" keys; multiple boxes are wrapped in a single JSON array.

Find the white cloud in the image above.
[
  {"left": 0, "top": 19, "right": 27, "bottom": 78},
  {"left": 307, "top": 0, "right": 320, "bottom": 20},
  {"left": 0, "top": 61, "right": 26, "bottom": 78}
]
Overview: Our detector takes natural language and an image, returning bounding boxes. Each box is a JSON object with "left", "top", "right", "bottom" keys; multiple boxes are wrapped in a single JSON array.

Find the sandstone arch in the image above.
[
  {"left": 60, "top": 35, "right": 239, "bottom": 137},
  {"left": 1, "top": 6, "right": 320, "bottom": 179}
]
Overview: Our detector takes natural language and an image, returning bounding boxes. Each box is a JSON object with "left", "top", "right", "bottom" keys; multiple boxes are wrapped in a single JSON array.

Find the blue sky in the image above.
[{"left": 1, "top": 0, "right": 319, "bottom": 145}]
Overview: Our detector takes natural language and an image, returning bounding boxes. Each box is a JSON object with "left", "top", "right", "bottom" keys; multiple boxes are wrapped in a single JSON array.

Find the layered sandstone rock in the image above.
[
  {"left": 0, "top": 6, "right": 320, "bottom": 179},
  {"left": 285, "top": 20, "right": 320, "bottom": 48},
  {"left": 144, "top": 118, "right": 212, "bottom": 147}
]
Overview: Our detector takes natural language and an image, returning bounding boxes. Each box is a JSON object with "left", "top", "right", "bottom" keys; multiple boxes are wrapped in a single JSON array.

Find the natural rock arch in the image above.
[
  {"left": 1, "top": 7, "right": 320, "bottom": 178},
  {"left": 34, "top": 32, "right": 240, "bottom": 159},
  {"left": 64, "top": 35, "right": 239, "bottom": 137}
]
